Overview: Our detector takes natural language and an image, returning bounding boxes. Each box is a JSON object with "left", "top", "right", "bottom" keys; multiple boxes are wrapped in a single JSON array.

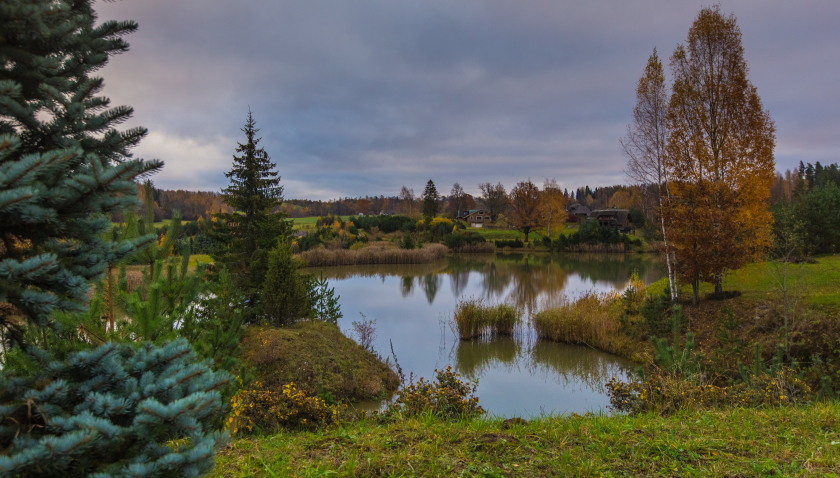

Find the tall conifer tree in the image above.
[
  {"left": 421, "top": 180, "right": 440, "bottom": 220},
  {"left": 211, "top": 111, "right": 290, "bottom": 314},
  {"left": 0, "top": 1, "right": 229, "bottom": 474}
]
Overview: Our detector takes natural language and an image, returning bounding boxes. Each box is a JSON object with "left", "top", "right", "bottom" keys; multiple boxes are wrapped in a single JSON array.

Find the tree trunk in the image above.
[{"left": 692, "top": 280, "right": 699, "bottom": 306}]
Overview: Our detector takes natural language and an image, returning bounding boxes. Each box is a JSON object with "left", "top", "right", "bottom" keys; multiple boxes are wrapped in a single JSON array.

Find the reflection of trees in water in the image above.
[
  {"left": 421, "top": 273, "right": 442, "bottom": 304},
  {"left": 401, "top": 276, "right": 414, "bottom": 297},
  {"left": 316, "top": 253, "right": 664, "bottom": 306},
  {"left": 478, "top": 262, "right": 511, "bottom": 301},
  {"left": 453, "top": 336, "right": 523, "bottom": 379},
  {"left": 450, "top": 337, "right": 633, "bottom": 393},
  {"left": 449, "top": 267, "right": 470, "bottom": 298},
  {"left": 527, "top": 341, "right": 633, "bottom": 393}
]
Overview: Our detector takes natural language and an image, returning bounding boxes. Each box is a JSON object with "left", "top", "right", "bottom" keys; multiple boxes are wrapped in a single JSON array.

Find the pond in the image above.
[{"left": 315, "top": 253, "right": 665, "bottom": 417}]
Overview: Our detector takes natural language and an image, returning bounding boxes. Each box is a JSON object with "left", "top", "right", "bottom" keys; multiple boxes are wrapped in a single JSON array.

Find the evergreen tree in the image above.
[
  {"left": 310, "top": 274, "right": 342, "bottom": 325},
  {"left": 0, "top": 0, "right": 159, "bottom": 344},
  {"left": 211, "top": 112, "right": 291, "bottom": 315},
  {"left": 421, "top": 179, "right": 440, "bottom": 220},
  {"left": 261, "top": 241, "right": 310, "bottom": 326},
  {"left": 0, "top": 0, "right": 230, "bottom": 474},
  {"left": 180, "top": 267, "right": 246, "bottom": 374}
]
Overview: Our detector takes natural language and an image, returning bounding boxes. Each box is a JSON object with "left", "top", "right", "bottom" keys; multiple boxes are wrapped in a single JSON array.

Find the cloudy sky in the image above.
[{"left": 97, "top": 0, "right": 840, "bottom": 200}]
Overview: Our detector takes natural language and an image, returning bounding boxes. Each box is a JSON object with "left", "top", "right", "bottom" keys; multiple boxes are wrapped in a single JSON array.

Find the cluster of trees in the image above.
[
  {"left": 0, "top": 3, "right": 341, "bottom": 472},
  {"left": 771, "top": 161, "right": 840, "bottom": 256},
  {"left": 622, "top": 6, "right": 818, "bottom": 304},
  {"left": 0, "top": 1, "right": 236, "bottom": 473}
]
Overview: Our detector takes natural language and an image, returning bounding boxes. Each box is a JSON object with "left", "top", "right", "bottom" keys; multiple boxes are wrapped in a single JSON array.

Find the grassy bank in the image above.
[
  {"left": 213, "top": 402, "right": 840, "bottom": 477},
  {"left": 240, "top": 323, "right": 399, "bottom": 402},
  {"left": 296, "top": 243, "right": 447, "bottom": 267}
]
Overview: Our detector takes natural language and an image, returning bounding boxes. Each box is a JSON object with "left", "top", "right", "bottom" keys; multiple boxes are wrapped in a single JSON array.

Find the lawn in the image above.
[
  {"left": 669, "top": 254, "right": 840, "bottom": 308},
  {"left": 287, "top": 216, "right": 353, "bottom": 230},
  {"left": 213, "top": 402, "right": 840, "bottom": 477}
]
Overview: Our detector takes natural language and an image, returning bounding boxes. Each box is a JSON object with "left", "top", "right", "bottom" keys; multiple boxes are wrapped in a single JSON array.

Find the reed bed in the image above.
[
  {"left": 564, "top": 243, "right": 626, "bottom": 253},
  {"left": 453, "top": 298, "right": 522, "bottom": 340},
  {"left": 296, "top": 243, "right": 447, "bottom": 267},
  {"left": 531, "top": 291, "right": 633, "bottom": 357},
  {"left": 452, "top": 242, "right": 496, "bottom": 254}
]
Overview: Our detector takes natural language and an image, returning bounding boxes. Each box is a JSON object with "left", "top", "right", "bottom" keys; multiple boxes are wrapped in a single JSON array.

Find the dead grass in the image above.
[
  {"left": 565, "top": 243, "right": 627, "bottom": 253},
  {"left": 453, "top": 298, "right": 522, "bottom": 340},
  {"left": 532, "top": 291, "right": 636, "bottom": 359},
  {"left": 240, "top": 322, "right": 400, "bottom": 401},
  {"left": 296, "top": 243, "right": 447, "bottom": 267},
  {"left": 452, "top": 242, "right": 496, "bottom": 253}
]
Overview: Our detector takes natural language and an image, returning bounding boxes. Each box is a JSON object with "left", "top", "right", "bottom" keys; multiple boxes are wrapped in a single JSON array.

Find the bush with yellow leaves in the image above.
[
  {"left": 384, "top": 366, "right": 484, "bottom": 419},
  {"left": 227, "top": 380, "right": 343, "bottom": 435},
  {"left": 607, "top": 367, "right": 813, "bottom": 416}
]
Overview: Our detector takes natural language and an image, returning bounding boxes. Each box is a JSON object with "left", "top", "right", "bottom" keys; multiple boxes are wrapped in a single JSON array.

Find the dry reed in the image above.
[
  {"left": 453, "top": 242, "right": 496, "bottom": 253},
  {"left": 565, "top": 243, "right": 626, "bottom": 253},
  {"left": 532, "top": 291, "right": 632, "bottom": 357},
  {"left": 297, "top": 243, "right": 447, "bottom": 267},
  {"left": 453, "top": 298, "right": 522, "bottom": 340}
]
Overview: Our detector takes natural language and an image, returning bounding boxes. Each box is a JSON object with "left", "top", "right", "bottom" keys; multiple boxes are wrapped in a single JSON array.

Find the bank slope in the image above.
[{"left": 214, "top": 402, "right": 840, "bottom": 477}]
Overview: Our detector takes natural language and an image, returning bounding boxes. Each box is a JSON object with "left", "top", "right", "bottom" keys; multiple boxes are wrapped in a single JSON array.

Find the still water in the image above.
[{"left": 316, "top": 253, "right": 665, "bottom": 417}]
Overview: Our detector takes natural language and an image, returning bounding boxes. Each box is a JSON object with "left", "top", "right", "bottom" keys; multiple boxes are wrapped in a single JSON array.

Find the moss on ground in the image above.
[
  {"left": 240, "top": 322, "right": 399, "bottom": 402},
  {"left": 214, "top": 402, "right": 840, "bottom": 477}
]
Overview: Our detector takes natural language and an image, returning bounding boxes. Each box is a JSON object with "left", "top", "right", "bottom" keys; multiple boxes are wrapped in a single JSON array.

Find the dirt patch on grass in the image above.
[{"left": 241, "top": 322, "right": 400, "bottom": 401}]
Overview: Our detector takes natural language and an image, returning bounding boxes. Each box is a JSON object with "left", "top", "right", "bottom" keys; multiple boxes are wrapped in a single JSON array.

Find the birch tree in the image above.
[{"left": 621, "top": 48, "right": 677, "bottom": 301}]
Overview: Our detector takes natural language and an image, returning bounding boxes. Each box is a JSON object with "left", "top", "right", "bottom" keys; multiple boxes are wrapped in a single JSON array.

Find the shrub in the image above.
[
  {"left": 494, "top": 238, "right": 524, "bottom": 249},
  {"left": 607, "top": 368, "right": 813, "bottom": 416},
  {"left": 228, "top": 380, "right": 342, "bottom": 434},
  {"left": 549, "top": 221, "right": 641, "bottom": 252},
  {"left": 399, "top": 233, "right": 416, "bottom": 250},
  {"left": 384, "top": 367, "right": 484, "bottom": 419},
  {"left": 443, "top": 231, "right": 487, "bottom": 251}
]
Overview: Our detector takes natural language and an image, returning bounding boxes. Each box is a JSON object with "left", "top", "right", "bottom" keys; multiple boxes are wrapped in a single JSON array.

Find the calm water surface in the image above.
[{"left": 316, "top": 253, "right": 664, "bottom": 417}]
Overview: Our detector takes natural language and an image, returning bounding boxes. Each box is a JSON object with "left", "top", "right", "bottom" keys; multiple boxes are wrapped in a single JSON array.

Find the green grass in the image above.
[
  {"left": 188, "top": 254, "right": 213, "bottom": 267},
  {"left": 213, "top": 402, "right": 840, "bottom": 477},
  {"left": 664, "top": 254, "right": 840, "bottom": 308}
]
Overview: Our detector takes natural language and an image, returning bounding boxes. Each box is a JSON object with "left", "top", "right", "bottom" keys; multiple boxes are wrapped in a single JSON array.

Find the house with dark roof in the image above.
[
  {"left": 463, "top": 209, "right": 491, "bottom": 228},
  {"left": 567, "top": 203, "right": 591, "bottom": 219},
  {"left": 588, "top": 209, "right": 632, "bottom": 233}
]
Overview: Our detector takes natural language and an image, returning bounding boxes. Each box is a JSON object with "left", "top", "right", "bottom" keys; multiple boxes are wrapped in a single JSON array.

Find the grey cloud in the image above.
[{"left": 97, "top": 0, "right": 840, "bottom": 199}]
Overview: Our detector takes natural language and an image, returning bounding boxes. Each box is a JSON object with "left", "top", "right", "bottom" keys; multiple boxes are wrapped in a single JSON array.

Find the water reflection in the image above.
[
  {"left": 452, "top": 337, "right": 633, "bottom": 394},
  {"left": 319, "top": 253, "right": 663, "bottom": 416},
  {"left": 319, "top": 253, "right": 663, "bottom": 312}
]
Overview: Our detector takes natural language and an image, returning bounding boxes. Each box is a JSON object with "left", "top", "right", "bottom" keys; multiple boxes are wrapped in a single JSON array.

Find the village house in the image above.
[
  {"left": 588, "top": 209, "right": 633, "bottom": 233},
  {"left": 567, "top": 203, "right": 592, "bottom": 219},
  {"left": 462, "top": 209, "right": 491, "bottom": 228}
]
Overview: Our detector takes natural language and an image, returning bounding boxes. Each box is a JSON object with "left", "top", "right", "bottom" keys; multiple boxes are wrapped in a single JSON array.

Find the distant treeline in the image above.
[
  {"left": 112, "top": 184, "right": 233, "bottom": 222},
  {"left": 120, "top": 182, "right": 648, "bottom": 224}
]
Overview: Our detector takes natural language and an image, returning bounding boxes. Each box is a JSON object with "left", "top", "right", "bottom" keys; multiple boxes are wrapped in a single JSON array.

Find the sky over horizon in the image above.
[{"left": 97, "top": 0, "right": 840, "bottom": 200}]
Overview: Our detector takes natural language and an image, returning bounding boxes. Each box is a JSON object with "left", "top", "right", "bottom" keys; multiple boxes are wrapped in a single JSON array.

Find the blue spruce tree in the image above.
[{"left": 0, "top": 1, "right": 231, "bottom": 475}]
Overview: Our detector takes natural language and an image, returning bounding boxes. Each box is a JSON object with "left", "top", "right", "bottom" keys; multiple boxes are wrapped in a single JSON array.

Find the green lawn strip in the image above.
[
  {"left": 666, "top": 254, "right": 840, "bottom": 306},
  {"left": 213, "top": 403, "right": 840, "bottom": 477}
]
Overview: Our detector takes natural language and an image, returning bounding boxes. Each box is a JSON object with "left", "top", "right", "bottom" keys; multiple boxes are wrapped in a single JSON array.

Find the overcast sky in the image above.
[{"left": 97, "top": 0, "right": 840, "bottom": 200}]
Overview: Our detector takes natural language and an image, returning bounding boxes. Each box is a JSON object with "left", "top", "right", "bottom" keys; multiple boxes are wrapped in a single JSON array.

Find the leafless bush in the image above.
[{"left": 351, "top": 313, "right": 377, "bottom": 352}]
